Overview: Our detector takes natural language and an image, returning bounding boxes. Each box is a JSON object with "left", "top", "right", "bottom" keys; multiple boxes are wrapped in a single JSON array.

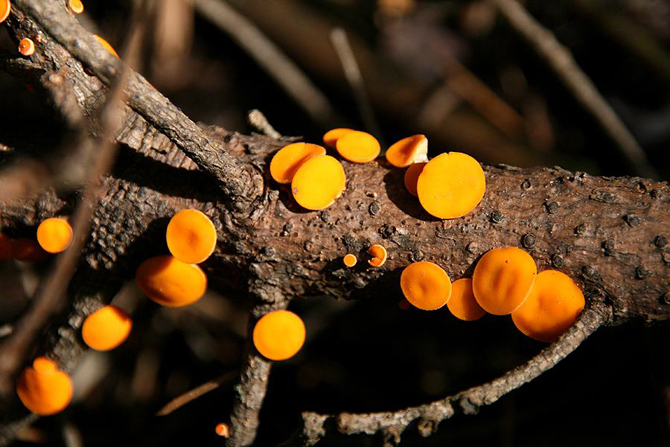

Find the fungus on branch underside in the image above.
[
  {"left": 166, "top": 209, "right": 217, "bottom": 264},
  {"left": 292, "top": 155, "right": 345, "bottom": 210},
  {"left": 82, "top": 305, "right": 133, "bottom": 351},
  {"left": 447, "top": 278, "right": 486, "bottom": 321},
  {"left": 400, "top": 261, "right": 452, "bottom": 310},
  {"left": 36, "top": 217, "right": 73, "bottom": 254},
  {"left": 385, "top": 135, "right": 428, "bottom": 168},
  {"left": 473, "top": 247, "right": 537, "bottom": 315},
  {"left": 252, "top": 310, "right": 306, "bottom": 361},
  {"left": 512, "top": 270, "right": 585, "bottom": 342},
  {"left": 18, "top": 38, "right": 35, "bottom": 57},
  {"left": 93, "top": 35, "right": 119, "bottom": 58},
  {"left": 16, "top": 357, "right": 73, "bottom": 415},
  {"left": 0, "top": 0, "right": 10, "bottom": 24},
  {"left": 270, "top": 142, "right": 326, "bottom": 184},
  {"left": 343, "top": 253, "right": 357, "bottom": 267},
  {"left": 336, "top": 131, "right": 380, "bottom": 163},
  {"left": 136, "top": 255, "right": 207, "bottom": 307},
  {"left": 68, "top": 0, "right": 84, "bottom": 14},
  {"left": 367, "top": 244, "right": 387, "bottom": 267}
]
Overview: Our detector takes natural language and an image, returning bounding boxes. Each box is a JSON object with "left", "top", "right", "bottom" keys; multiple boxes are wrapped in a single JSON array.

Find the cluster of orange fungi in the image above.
[
  {"left": 0, "top": 217, "right": 74, "bottom": 263},
  {"left": 400, "top": 247, "right": 585, "bottom": 342},
  {"left": 342, "top": 244, "right": 388, "bottom": 269}
]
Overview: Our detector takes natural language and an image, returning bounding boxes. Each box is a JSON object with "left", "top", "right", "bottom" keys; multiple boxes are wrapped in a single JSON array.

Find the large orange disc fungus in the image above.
[
  {"left": 512, "top": 270, "right": 585, "bottom": 342},
  {"left": 0, "top": 0, "right": 10, "bottom": 24},
  {"left": 16, "top": 357, "right": 73, "bottom": 416},
  {"left": 385, "top": 135, "right": 428, "bottom": 168},
  {"left": 416, "top": 152, "right": 486, "bottom": 219},
  {"left": 270, "top": 142, "right": 326, "bottom": 184},
  {"left": 82, "top": 305, "right": 133, "bottom": 351},
  {"left": 403, "top": 162, "right": 426, "bottom": 197},
  {"left": 343, "top": 253, "right": 357, "bottom": 268},
  {"left": 68, "top": 0, "right": 84, "bottom": 14},
  {"left": 166, "top": 209, "right": 217, "bottom": 264},
  {"left": 0, "top": 234, "right": 12, "bottom": 261},
  {"left": 18, "top": 38, "right": 35, "bottom": 57},
  {"left": 291, "top": 155, "right": 346, "bottom": 210},
  {"left": 93, "top": 35, "right": 119, "bottom": 58},
  {"left": 335, "top": 131, "right": 380, "bottom": 163},
  {"left": 400, "top": 261, "right": 452, "bottom": 311},
  {"left": 472, "top": 247, "right": 537, "bottom": 315},
  {"left": 136, "top": 255, "right": 207, "bottom": 307},
  {"left": 11, "top": 238, "right": 48, "bottom": 261},
  {"left": 252, "top": 310, "right": 306, "bottom": 361},
  {"left": 446, "top": 278, "right": 486, "bottom": 321},
  {"left": 367, "top": 244, "right": 387, "bottom": 267},
  {"left": 323, "top": 128, "right": 354, "bottom": 148},
  {"left": 36, "top": 217, "right": 73, "bottom": 254}
]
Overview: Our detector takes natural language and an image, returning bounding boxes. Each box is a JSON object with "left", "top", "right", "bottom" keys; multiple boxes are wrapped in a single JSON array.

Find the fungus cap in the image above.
[
  {"left": 343, "top": 253, "right": 357, "bottom": 268},
  {"left": 11, "top": 239, "right": 48, "bottom": 262},
  {"left": 166, "top": 209, "right": 217, "bottom": 264},
  {"left": 446, "top": 278, "right": 486, "bottom": 321},
  {"left": 416, "top": 152, "right": 486, "bottom": 219},
  {"left": 215, "top": 423, "right": 230, "bottom": 438},
  {"left": 0, "top": 0, "right": 10, "bottom": 24},
  {"left": 82, "top": 305, "right": 132, "bottom": 351},
  {"left": 68, "top": 0, "right": 84, "bottom": 14},
  {"left": 18, "top": 38, "right": 35, "bottom": 57},
  {"left": 512, "top": 270, "right": 585, "bottom": 342},
  {"left": 270, "top": 142, "right": 326, "bottom": 184},
  {"left": 0, "top": 234, "right": 12, "bottom": 261},
  {"left": 335, "top": 131, "right": 380, "bottom": 163},
  {"left": 400, "top": 261, "right": 452, "bottom": 311},
  {"left": 472, "top": 247, "right": 537, "bottom": 315},
  {"left": 94, "top": 35, "right": 119, "bottom": 58},
  {"left": 323, "top": 128, "right": 354, "bottom": 148},
  {"left": 252, "top": 310, "right": 306, "bottom": 361},
  {"left": 367, "top": 244, "right": 387, "bottom": 267},
  {"left": 136, "top": 255, "right": 207, "bottom": 307},
  {"left": 403, "top": 162, "right": 426, "bottom": 197},
  {"left": 36, "top": 218, "right": 73, "bottom": 254},
  {"left": 291, "top": 155, "right": 345, "bottom": 210},
  {"left": 16, "top": 357, "right": 73, "bottom": 416},
  {"left": 385, "top": 135, "right": 428, "bottom": 168}
]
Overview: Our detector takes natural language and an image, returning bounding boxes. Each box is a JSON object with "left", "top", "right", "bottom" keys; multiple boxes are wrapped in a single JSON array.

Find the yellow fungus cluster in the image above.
[{"left": 399, "top": 247, "right": 585, "bottom": 342}]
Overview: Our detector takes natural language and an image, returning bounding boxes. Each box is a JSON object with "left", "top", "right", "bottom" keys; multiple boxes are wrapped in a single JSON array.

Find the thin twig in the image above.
[
  {"left": 330, "top": 28, "right": 384, "bottom": 146},
  {"left": 296, "top": 302, "right": 609, "bottom": 445},
  {"left": 193, "top": 0, "right": 338, "bottom": 127},
  {"left": 489, "top": 0, "right": 658, "bottom": 179},
  {"left": 156, "top": 370, "right": 238, "bottom": 416},
  {"left": 247, "top": 109, "right": 282, "bottom": 139}
]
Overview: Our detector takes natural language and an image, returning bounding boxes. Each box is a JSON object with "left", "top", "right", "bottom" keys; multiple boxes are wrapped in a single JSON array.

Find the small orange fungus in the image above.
[
  {"left": 68, "top": 0, "right": 84, "bottom": 14},
  {"left": 343, "top": 253, "right": 357, "bottom": 268},
  {"left": 18, "top": 38, "right": 35, "bottom": 57},
  {"left": 385, "top": 135, "right": 428, "bottom": 168},
  {"left": 270, "top": 142, "right": 326, "bottom": 184},
  {"left": 447, "top": 278, "right": 486, "bottom": 321},
  {"left": 252, "top": 310, "right": 306, "bottom": 361},
  {"left": 292, "top": 155, "right": 346, "bottom": 210},
  {"left": 136, "top": 255, "right": 207, "bottom": 307},
  {"left": 166, "top": 209, "right": 217, "bottom": 264},
  {"left": 400, "top": 261, "right": 452, "bottom": 311},
  {"left": 215, "top": 423, "right": 230, "bottom": 438},
  {"left": 323, "top": 128, "right": 354, "bottom": 148},
  {"left": 0, "top": 234, "right": 12, "bottom": 261},
  {"left": 416, "top": 152, "right": 486, "bottom": 219},
  {"left": 36, "top": 218, "right": 73, "bottom": 254},
  {"left": 367, "top": 244, "right": 387, "bottom": 267},
  {"left": 94, "top": 35, "right": 119, "bottom": 58},
  {"left": 81, "top": 305, "right": 132, "bottom": 351},
  {"left": 403, "top": 162, "right": 426, "bottom": 197},
  {"left": 336, "top": 131, "right": 380, "bottom": 163},
  {"left": 0, "top": 0, "right": 10, "bottom": 24},
  {"left": 512, "top": 270, "right": 585, "bottom": 342},
  {"left": 16, "top": 357, "right": 73, "bottom": 416},
  {"left": 473, "top": 247, "right": 537, "bottom": 315},
  {"left": 11, "top": 238, "right": 48, "bottom": 262}
]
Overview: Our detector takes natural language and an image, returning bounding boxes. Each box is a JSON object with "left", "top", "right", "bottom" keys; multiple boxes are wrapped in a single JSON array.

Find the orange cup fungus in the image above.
[
  {"left": 0, "top": 0, "right": 10, "bottom": 24},
  {"left": 252, "top": 310, "right": 306, "bottom": 361},
  {"left": 136, "top": 255, "right": 207, "bottom": 307},
  {"left": 472, "top": 247, "right": 537, "bottom": 315},
  {"left": 0, "top": 234, "right": 12, "bottom": 261},
  {"left": 37, "top": 217, "right": 73, "bottom": 254},
  {"left": 336, "top": 131, "right": 380, "bottom": 163},
  {"left": 512, "top": 270, "right": 585, "bottom": 342},
  {"left": 367, "top": 244, "right": 387, "bottom": 267},
  {"left": 11, "top": 238, "right": 48, "bottom": 262},
  {"left": 94, "top": 35, "right": 119, "bottom": 58},
  {"left": 400, "top": 261, "right": 452, "bottom": 311},
  {"left": 166, "top": 209, "right": 217, "bottom": 264},
  {"left": 16, "top": 357, "right": 73, "bottom": 416},
  {"left": 446, "top": 278, "right": 486, "bottom": 321},
  {"left": 215, "top": 423, "right": 230, "bottom": 438},
  {"left": 81, "top": 305, "right": 132, "bottom": 351},
  {"left": 416, "top": 152, "right": 486, "bottom": 219},
  {"left": 270, "top": 142, "right": 326, "bottom": 184},
  {"left": 385, "top": 135, "right": 428, "bottom": 168},
  {"left": 322, "top": 128, "right": 354, "bottom": 148},
  {"left": 403, "top": 162, "right": 426, "bottom": 197},
  {"left": 343, "top": 253, "right": 357, "bottom": 268},
  {"left": 68, "top": 0, "right": 84, "bottom": 14},
  {"left": 291, "top": 155, "right": 346, "bottom": 210},
  {"left": 18, "top": 38, "right": 35, "bottom": 57}
]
